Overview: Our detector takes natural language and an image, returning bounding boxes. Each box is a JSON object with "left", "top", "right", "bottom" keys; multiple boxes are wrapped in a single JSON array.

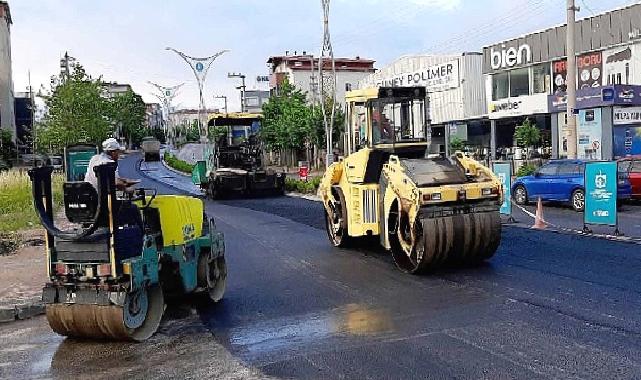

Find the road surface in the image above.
[{"left": 2, "top": 153, "right": 641, "bottom": 379}]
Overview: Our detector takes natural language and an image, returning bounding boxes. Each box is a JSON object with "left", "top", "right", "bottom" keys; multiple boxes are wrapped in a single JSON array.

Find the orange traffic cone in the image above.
[{"left": 531, "top": 197, "right": 547, "bottom": 230}]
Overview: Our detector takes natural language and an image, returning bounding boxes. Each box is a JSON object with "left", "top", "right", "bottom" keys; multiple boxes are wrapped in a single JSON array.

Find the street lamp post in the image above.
[
  {"left": 213, "top": 95, "right": 228, "bottom": 114},
  {"left": 227, "top": 73, "right": 246, "bottom": 113},
  {"left": 148, "top": 81, "right": 184, "bottom": 146},
  {"left": 165, "top": 47, "right": 229, "bottom": 141}
]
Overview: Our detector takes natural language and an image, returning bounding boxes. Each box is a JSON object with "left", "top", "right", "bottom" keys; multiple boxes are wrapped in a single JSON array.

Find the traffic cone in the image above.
[{"left": 531, "top": 197, "right": 547, "bottom": 230}]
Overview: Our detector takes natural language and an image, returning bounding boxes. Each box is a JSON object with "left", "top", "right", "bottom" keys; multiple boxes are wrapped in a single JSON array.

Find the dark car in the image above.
[
  {"left": 512, "top": 160, "right": 631, "bottom": 212},
  {"left": 618, "top": 157, "right": 641, "bottom": 200}
]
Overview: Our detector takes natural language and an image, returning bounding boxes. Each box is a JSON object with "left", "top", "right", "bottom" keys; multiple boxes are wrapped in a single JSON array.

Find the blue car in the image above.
[{"left": 512, "top": 160, "right": 632, "bottom": 212}]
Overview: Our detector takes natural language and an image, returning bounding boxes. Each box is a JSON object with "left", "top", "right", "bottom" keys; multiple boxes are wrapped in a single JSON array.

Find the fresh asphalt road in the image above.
[{"left": 2, "top": 153, "right": 641, "bottom": 379}]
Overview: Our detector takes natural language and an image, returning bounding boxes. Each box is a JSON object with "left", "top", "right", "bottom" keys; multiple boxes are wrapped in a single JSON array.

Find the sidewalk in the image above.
[{"left": 0, "top": 232, "right": 46, "bottom": 323}]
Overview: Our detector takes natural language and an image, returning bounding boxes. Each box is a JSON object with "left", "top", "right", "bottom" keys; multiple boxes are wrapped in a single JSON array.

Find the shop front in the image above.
[
  {"left": 488, "top": 93, "right": 552, "bottom": 160},
  {"left": 549, "top": 84, "right": 641, "bottom": 159}
]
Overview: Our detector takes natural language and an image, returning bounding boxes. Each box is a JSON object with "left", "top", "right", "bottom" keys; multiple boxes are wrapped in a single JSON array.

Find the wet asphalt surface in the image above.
[{"left": 2, "top": 153, "right": 641, "bottom": 379}]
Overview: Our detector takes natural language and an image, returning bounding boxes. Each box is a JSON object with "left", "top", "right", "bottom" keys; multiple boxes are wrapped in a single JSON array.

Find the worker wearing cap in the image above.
[{"left": 85, "top": 138, "right": 138, "bottom": 191}]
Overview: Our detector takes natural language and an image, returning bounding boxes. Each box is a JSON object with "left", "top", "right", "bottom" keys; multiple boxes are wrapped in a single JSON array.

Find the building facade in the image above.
[
  {"left": 267, "top": 53, "right": 376, "bottom": 106},
  {"left": 0, "top": 2, "right": 13, "bottom": 141},
  {"left": 145, "top": 102, "right": 163, "bottom": 131},
  {"left": 243, "top": 90, "right": 270, "bottom": 114},
  {"left": 482, "top": 2, "right": 641, "bottom": 160},
  {"left": 14, "top": 92, "right": 33, "bottom": 154},
  {"left": 358, "top": 53, "right": 487, "bottom": 154}
]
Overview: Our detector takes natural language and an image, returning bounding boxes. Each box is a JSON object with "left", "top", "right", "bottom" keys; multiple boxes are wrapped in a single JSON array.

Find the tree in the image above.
[
  {"left": 0, "top": 129, "right": 17, "bottom": 166},
  {"left": 449, "top": 136, "right": 465, "bottom": 152},
  {"left": 185, "top": 120, "right": 201, "bottom": 142},
  {"left": 261, "top": 78, "right": 311, "bottom": 153},
  {"left": 37, "top": 64, "right": 112, "bottom": 152},
  {"left": 109, "top": 89, "right": 146, "bottom": 148},
  {"left": 308, "top": 98, "right": 345, "bottom": 151},
  {"left": 514, "top": 118, "right": 541, "bottom": 158}
]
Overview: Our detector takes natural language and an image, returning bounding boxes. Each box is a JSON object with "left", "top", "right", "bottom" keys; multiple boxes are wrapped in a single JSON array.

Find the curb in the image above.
[
  {"left": 0, "top": 298, "right": 45, "bottom": 323},
  {"left": 160, "top": 158, "right": 191, "bottom": 178},
  {"left": 136, "top": 159, "right": 202, "bottom": 198}
]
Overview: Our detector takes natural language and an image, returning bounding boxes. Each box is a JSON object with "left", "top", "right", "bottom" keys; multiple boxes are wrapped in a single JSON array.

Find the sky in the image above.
[{"left": 8, "top": 0, "right": 639, "bottom": 112}]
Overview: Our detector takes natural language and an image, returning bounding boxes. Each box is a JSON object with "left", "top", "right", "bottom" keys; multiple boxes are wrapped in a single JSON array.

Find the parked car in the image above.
[
  {"left": 618, "top": 156, "right": 641, "bottom": 200},
  {"left": 512, "top": 159, "right": 631, "bottom": 212}
]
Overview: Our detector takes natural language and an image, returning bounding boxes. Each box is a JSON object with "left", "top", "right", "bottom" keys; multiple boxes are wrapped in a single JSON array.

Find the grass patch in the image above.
[
  {"left": 285, "top": 177, "right": 321, "bottom": 194},
  {"left": 0, "top": 169, "right": 64, "bottom": 233},
  {"left": 164, "top": 152, "right": 194, "bottom": 174}
]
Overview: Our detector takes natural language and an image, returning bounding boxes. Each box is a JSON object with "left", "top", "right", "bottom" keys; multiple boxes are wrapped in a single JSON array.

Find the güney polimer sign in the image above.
[{"left": 374, "top": 60, "right": 460, "bottom": 92}]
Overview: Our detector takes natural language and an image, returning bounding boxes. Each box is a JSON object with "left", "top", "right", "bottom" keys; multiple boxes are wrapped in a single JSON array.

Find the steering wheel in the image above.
[{"left": 131, "top": 188, "right": 158, "bottom": 209}]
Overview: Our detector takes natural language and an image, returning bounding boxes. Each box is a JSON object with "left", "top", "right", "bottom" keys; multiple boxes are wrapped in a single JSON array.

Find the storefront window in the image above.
[
  {"left": 532, "top": 64, "right": 550, "bottom": 94},
  {"left": 492, "top": 72, "right": 509, "bottom": 101},
  {"left": 510, "top": 68, "right": 529, "bottom": 97}
]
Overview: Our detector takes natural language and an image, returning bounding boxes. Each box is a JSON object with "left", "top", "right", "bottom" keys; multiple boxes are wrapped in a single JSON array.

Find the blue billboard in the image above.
[
  {"left": 613, "top": 125, "right": 641, "bottom": 157},
  {"left": 492, "top": 162, "right": 512, "bottom": 215},
  {"left": 584, "top": 161, "right": 618, "bottom": 226}
]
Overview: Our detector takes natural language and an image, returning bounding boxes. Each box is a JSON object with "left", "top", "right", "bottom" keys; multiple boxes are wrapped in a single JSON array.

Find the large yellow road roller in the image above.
[
  {"left": 318, "top": 87, "right": 502, "bottom": 273},
  {"left": 29, "top": 163, "right": 226, "bottom": 341}
]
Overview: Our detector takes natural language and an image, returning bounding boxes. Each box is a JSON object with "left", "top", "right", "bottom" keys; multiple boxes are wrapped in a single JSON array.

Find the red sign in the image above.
[{"left": 299, "top": 165, "right": 309, "bottom": 181}]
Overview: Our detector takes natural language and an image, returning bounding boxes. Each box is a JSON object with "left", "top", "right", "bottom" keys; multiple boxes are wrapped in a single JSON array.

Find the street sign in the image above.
[
  {"left": 584, "top": 161, "right": 618, "bottom": 226},
  {"left": 492, "top": 162, "right": 512, "bottom": 215}
]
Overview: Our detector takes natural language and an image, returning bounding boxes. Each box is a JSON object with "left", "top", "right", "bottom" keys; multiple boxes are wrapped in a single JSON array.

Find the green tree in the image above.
[
  {"left": 37, "top": 64, "right": 112, "bottom": 152},
  {"left": 308, "top": 98, "right": 345, "bottom": 150},
  {"left": 261, "top": 78, "right": 311, "bottom": 152},
  {"left": 185, "top": 120, "right": 201, "bottom": 142},
  {"left": 514, "top": 118, "right": 541, "bottom": 158},
  {"left": 0, "top": 130, "right": 17, "bottom": 167},
  {"left": 109, "top": 89, "right": 146, "bottom": 148},
  {"left": 449, "top": 136, "right": 465, "bottom": 152}
]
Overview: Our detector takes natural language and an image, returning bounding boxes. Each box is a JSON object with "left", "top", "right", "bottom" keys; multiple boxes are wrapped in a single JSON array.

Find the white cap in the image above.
[{"left": 102, "top": 138, "right": 124, "bottom": 152}]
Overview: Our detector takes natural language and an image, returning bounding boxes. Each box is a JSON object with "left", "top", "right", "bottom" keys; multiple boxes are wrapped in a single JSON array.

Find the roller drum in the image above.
[
  {"left": 45, "top": 286, "right": 165, "bottom": 341},
  {"left": 392, "top": 211, "right": 501, "bottom": 274},
  {"left": 420, "top": 211, "right": 501, "bottom": 272}
]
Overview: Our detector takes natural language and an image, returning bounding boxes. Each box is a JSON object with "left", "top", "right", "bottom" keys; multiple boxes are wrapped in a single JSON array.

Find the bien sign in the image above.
[{"left": 490, "top": 44, "right": 532, "bottom": 70}]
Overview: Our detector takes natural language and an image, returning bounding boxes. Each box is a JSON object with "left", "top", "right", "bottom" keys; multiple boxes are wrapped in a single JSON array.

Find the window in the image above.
[
  {"left": 510, "top": 67, "right": 529, "bottom": 97},
  {"left": 371, "top": 98, "right": 426, "bottom": 145},
  {"left": 631, "top": 160, "right": 641, "bottom": 172},
  {"left": 558, "top": 163, "right": 581, "bottom": 175},
  {"left": 538, "top": 164, "right": 558, "bottom": 176},
  {"left": 246, "top": 97, "right": 259, "bottom": 107},
  {"left": 532, "top": 64, "right": 550, "bottom": 94},
  {"left": 492, "top": 72, "right": 509, "bottom": 101}
]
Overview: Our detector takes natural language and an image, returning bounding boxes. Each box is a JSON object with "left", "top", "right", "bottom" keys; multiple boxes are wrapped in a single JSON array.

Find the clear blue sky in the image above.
[{"left": 9, "top": 0, "right": 637, "bottom": 112}]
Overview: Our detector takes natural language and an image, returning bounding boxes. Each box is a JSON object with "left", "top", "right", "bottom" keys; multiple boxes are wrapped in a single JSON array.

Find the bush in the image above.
[
  {"left": 285, "top": 176, "right": 322, "bottom": 194},
  {"left": 0, "top": 170, "right": 64, "bottom": 232},
  {"left": 163, "top": 152, "right": 194, "bottom": 174},
  {"left": 516, "top": 163, "right": 538, "bottom": 177}
]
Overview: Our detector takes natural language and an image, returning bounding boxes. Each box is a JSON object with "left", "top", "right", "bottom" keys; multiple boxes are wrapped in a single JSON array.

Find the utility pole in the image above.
[
  {"left": 213, "top": 95, "right": 228, "bottom": 114},
  {"left": 566, "top": 0, "right": 580, "bottom": 159},
  {"left": 228, "top": 73, "right": 246, "bottom": 113},
  {"left": 165, "top": 47, "right": 229, "bottom": 140},
  {"left": 28, "top": 70, "right": 35, "bottom": 154},
  {"left": 319, "top": 0, "right": 337, "bottom": 167}
]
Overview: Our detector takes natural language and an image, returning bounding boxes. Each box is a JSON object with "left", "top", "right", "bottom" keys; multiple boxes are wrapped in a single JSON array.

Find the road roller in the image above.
[
  {"left": 28, "top": 162, "right": 226, "bottom": 341},
  {"left": 318, "top": 86, "right": 503, "bottom": 274}
]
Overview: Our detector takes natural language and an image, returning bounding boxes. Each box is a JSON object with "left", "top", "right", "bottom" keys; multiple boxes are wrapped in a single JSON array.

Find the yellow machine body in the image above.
[
  {"left": 319, "top": 86, "right": 503, "bottom": 273},
  {"left": 140, "top": 195, "right": 204, "bottom": 246}
]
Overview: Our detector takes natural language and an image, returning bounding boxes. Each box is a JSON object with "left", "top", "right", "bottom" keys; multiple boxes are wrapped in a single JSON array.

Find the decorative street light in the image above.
[
  {"left": 227, "top": 73, "right": 246, "bottom": 113},
  {"left": 165, "top": 47, "right": 229, "bottom": 140},
  {"left": 148, "top": 81, "right": 184, "bottom": 146}
]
